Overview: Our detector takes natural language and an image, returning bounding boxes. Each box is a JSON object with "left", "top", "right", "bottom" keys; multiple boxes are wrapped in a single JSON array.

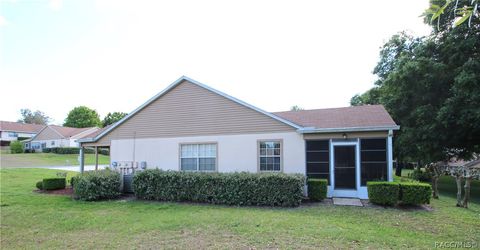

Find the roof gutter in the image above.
[{"left": 297, "top": 125, "right": 400, "bottom": 134}]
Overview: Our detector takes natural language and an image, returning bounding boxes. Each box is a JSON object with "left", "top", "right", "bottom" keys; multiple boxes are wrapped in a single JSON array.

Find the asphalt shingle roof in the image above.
[{"left": 272, "top": 105, "right": 397, "bottom": 129}]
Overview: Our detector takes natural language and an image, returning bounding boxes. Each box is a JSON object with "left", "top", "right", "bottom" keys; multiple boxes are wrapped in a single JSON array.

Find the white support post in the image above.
[
  {"left": 79, "top": 147, "right": 85, "bottom": 173},
  {"left": 95, "top": 146, "right": 98, "bottom": 171},
  {"left": 387, "top": 130, "right": 393, "bottom": 182}
]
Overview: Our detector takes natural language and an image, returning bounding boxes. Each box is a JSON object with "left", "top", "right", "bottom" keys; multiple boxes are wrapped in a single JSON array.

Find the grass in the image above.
[
  {"left": 0, "top": 153, "right": 110, "bottom": 167},
  {"left": 1, "top": 168, "right": 479, "bottom": 249}
]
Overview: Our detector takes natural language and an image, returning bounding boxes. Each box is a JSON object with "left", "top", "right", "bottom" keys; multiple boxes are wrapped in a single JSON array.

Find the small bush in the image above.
[
  {"left": 42, "top": 148, "right": 52, "bottom": 153},
  {"left": 409, "top": 168, "right": 432, "bottom": 182},
  {"left": 42, "top": 178, "right": 66, "bottom": 190},
  {"left": 70, "top": 176, "right": 78, "bottom": 187},
  {"left": 307, "top": 179, "right": 328, "bottom": 201},
  {"left": 133, "top": 170, "right": 305, "bottom": 207},
  {"left": 399, "top": 182, "right": 432, "bottom": 205},
  {"left": 10, "top": 141, "right": 24, "bottom": 154},
  {"left": 74, "top": 169, "right": 121, "bottom": 201},
  {"left": 367, "top": 181, "right": 400, "bottom": 206},
  {"left": 36, "top": 181, "right": 43, "bottom": 190}
]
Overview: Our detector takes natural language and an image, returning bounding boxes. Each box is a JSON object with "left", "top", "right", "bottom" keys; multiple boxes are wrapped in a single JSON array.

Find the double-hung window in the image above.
[
  {"left": 180, "top": 143, "right": 217, "bottom": 171},
  {"left": 258, "top": 140, "right": 282, "bottom": 171}
]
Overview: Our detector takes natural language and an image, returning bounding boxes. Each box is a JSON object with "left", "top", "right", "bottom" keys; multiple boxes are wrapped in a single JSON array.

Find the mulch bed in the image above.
[{"left": 34, "top": 187, "right": 73, "bottom": 195}]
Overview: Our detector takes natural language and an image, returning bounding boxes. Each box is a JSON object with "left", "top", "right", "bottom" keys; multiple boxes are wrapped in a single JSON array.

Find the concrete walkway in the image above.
[
  {"left": 333, "top": 198, "right": 363, "bottom": 207},
  {"left": 38, "top": 165, "right": 108, "bottom": 172}
]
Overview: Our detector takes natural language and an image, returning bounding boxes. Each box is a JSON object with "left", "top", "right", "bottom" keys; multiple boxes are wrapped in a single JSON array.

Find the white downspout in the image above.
[{"left": 387, "top": 130, "right": 393, "bottom": 182}]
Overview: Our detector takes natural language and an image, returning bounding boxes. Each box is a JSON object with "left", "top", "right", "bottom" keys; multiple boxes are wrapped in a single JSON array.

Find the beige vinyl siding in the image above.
[
  {"left": 33, "top": 127, "right": 64, "bottom": 140},
  {"left": 303, "top": 131, "right": 388, "bottom": 140},
  {"left": 93, "top": 80, "right": 294, "bottom": 145}
]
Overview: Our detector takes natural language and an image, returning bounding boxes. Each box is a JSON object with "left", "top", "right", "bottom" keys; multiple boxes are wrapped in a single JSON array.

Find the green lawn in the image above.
[
  {"left": 0, "top": 168, "right": 479, "bottom": 249},
  {"left": 0, "top": 153, "right": 110, "bottom": 167}
]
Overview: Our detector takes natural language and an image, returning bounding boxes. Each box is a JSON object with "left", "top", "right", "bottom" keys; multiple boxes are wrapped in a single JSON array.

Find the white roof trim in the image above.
[
  {"left": 297, "top": 125, "right": 400, "bottom": 134},
  {"left": 79, "top": 76, "right": 302, "bottom": 143}
]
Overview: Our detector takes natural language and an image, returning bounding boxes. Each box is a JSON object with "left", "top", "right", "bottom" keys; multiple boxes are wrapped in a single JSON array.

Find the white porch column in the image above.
[
  {"left": 387, "top": 130, "right": 393, "bottom": 181},
  {"left": 79, "top": 147, "right": 85, "bottom": 173},
  {"left": 95, "top": 146, "right": 98, "bottom": 171}
]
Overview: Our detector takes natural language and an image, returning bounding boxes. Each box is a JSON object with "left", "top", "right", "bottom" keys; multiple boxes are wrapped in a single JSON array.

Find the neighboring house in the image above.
[
  {"left": 0, "top": 121, "right": 45, "bottom": 147},
  {"left": 79, "top": 76, "right": 399, "bottom": 199},
  {"left": 27, "top": 125, "right": 98, "bottom": 152}
]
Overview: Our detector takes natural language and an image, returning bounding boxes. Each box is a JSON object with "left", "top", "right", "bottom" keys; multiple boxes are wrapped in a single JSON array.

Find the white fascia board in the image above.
[
  {"left": 84, "top": 76, "right": 302, "bottom": 143},
  {"left": 297, "top": 125, "right": 400, "bottom": 134}
]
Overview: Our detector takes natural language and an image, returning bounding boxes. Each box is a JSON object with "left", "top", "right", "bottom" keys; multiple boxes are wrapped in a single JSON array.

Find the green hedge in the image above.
[
  {"left": 307, "top": 179, "right": 327, "bottom": 201},
  {"left": 42, "top": 178, "right": 66, "bottom": 190},
  {"left": 367, "top": 182, "right": 400, "bottom": 206},
  {"left": 36, "top": 180, "right": 43, "bottom": 190},
  {"left": 399, "top": 182, "right": 432, "bottom": 205},
  {"left": 133, "top": 170, "right": 305, "bottom": 207},
  {"left": 42, "top": 147, "right": 95, "bottom": 154},
  {"left": 74, "top": 169, "right": 121, "bottom": 201}
]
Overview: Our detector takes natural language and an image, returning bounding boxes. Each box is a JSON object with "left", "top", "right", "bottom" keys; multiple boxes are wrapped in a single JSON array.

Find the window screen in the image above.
[
  {"left": 360, "top": 138, "right": 387, "bottom": 185},
  {"left": 306, "top": 140, "right": 329, "bottom": 182}
]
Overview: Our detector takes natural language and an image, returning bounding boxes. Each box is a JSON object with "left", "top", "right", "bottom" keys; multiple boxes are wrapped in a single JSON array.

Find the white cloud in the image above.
[
  {"left": 49, "top": 0, "right": 62, "bottom": 11},
  {"left": 0, "top": 15, "right": 8, "bottom": 27},
  {"left": 0, "top": 0, "right": 432, "bottom": 123}
]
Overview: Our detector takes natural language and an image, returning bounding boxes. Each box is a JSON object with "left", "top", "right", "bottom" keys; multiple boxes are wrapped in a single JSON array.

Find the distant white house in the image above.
[
  {"left": 26, "top": 125, "right": 98, "bottom": 152},
  {"left": 0, "top": 121, "right": 45, "bottom": 147}
]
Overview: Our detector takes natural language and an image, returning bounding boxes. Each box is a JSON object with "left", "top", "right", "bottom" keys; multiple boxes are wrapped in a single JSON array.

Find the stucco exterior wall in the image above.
[{"left": 110, "top": 131, "right": 305, "bottom": 174}]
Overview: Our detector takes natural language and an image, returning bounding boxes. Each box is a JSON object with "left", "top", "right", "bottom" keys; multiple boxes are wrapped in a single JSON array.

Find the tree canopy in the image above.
[
  {"left": 102, "top": 112, "right": 128, "bottom": 127},
  {"left": 63, "top": 106, "right": 101, "bottom": 128},
  {"left": 17, "top": 109, "right": 50, "bottom": 125},
  {"left": 351, "top": 2, "right": 479, "bottom": 163}
]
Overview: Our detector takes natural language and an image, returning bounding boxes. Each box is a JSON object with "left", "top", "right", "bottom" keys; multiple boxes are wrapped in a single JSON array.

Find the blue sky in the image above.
[{"left": 0, "top": 0, "right": 431, "bottom": 125}]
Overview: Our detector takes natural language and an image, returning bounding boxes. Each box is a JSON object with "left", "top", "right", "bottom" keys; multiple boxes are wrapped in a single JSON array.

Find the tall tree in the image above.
[
  {"left": 17, "top": 109, "right": 50, "bottom": 125},
  {"left": 64, "top": 106, "right": 101, "bottom": 128},
  {"left": 102, "top": 112, "right": 128, "bottom": 127},
  {"left": 351, "top": 5, "right": 479, "bottom": 163},
  {"left": 290, "top": 105, "right": 304, "bottom": 111}
]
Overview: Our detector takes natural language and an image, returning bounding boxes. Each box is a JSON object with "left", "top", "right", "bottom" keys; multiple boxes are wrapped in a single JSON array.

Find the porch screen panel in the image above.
[
  {"left": 360, "top": 138, "right": 387, "bottom": 186},
  {"left": 306, "top": 140, "right": 329, "bottom": 182}
]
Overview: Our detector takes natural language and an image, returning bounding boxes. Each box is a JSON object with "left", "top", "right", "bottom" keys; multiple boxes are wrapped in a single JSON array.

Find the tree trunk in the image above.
[
  {"left": 395, "top": 162, "right": 403, "bottom": 177},
  {"left": 455, "top": 176, "right": 463, "bottom": 207},
  {"left": 432, "top": 175, "right": 439, "bottom": 199},
  {"left": 462, "top": 177, "right": 471, "bottom": 208}
]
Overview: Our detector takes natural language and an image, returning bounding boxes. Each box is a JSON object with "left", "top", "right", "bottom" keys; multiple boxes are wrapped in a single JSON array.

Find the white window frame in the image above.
[
  {"left": 179, "top": 143, "right": 218, "bottom": 172},
  {"left": 257, "top": 140, "right": 283, "bottom": 172}
]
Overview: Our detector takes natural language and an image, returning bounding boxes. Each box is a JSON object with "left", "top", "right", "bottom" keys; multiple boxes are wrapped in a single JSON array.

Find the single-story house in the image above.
[
  {"left": 78, "top": 76, "right": 399, "bottom": 199},
  {"left": 0, "top": 121, "right": 45, "bottom": 147},
  {"left": 26, "top": 125, "right": 98, "bottom": 152}
]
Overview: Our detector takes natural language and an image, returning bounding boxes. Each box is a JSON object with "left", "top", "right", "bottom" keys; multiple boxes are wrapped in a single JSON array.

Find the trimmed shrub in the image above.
[
  {"left": 36, "top": 181, "right": 43, "bottom": 190},
  {"left": 70, "top": 176, "right": 78, "bottom": 187},
  {"left": 42, "top": 178, "right": 66, "bottom": 190},
  {"left": 307, "top": 179, "right": 328, "bottom": 201},
  {"left": 10, "top": 141, "right": 24, "bottom": 154},
  {"left": 399, "top": 182, "right": 432, "bottom": 205},
  {"left": 133, "top": 170, "right": 305, "bottom": 207},
  {"left": 74, "top": 169, "right": 121, "bottom": 201},
  {"left": 41, "top": 147, "right": 96, "bottom": 154},
  {"left": 367, "top": 181, "right": 400, "bottom": 206},
  {"left": 409, "top": 168, "right": 432, "bottom": 182}
]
